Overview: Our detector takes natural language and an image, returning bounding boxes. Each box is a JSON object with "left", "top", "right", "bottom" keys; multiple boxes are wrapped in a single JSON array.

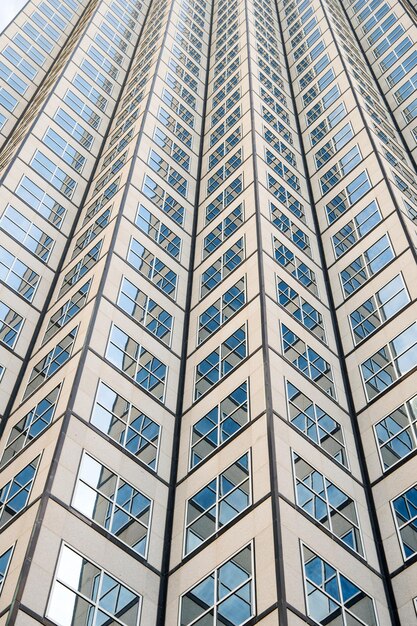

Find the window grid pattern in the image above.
[
  {"left": 72, "top": 453, "right": 152, "bottom": 557},
  {"left": 185, "top": 453, "right": 251, "bottom": 554}
]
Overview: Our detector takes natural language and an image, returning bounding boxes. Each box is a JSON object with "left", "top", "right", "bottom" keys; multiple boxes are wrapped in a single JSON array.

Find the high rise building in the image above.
[{"left": 0, "top": 0, "right": 417, "bottom": 624}]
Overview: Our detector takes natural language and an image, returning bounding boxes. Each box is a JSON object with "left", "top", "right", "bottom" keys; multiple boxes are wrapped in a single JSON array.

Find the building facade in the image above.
[{"left": 0, "top": 0, "right": 416, "bottom": 624}]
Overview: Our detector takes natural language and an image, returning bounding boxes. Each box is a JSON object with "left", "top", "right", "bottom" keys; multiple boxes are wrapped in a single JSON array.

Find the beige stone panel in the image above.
[
  {"left": 170, "top": 412, "right": 270, "bottom": 566},
  {"left": 279, "top": 500, "right": 391, "bottom": 624},
  {"left": 20, "top": 500, "right": 159, "bottom": 626},
  {"left": 393, "top": 568, "right": 417, "bottom": 623},
  {"left": 165, "top": 499, "right": 276, "bottom": 625},
  {"left": 0, "top": 501, "right": 40, "bottom": 611},
  {"left": 288, "top": 611, "right": 308, "bottom": 626},
  {"left": 373, "top": 457, "right": 417, "bottom": 572},
  {"left": 14, "top": 612, "right": 42, "bottom": 625}
]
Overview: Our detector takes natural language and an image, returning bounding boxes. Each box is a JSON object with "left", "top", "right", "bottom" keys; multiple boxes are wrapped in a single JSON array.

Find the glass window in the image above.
[
  {"left": 207, "top": 150, "right": 242, "bottom": 195},
  {"left": 142, "top": 175, "right": 184, "bottom": 226},
  {"left": 0, "top": 457, "right": 40, "bottom": 528},
  {"left": 72, "top": 452, "right": 152, "bottom": 556},
  {"left": 273, "top": 238, "right": 317, "bottom": 296},
  {"left": 203, "top": 205, "right": 243, "bottom": 259},
  {"left": 205, "top": 176, "right": 243, "bottom": 224},
  {"left": 195, "top": 326, "right": 247, "bottom": 399},
  {"left": 277, "top": 278, "right": 325, "bottom": 342},
  {"left": 0, "top": 86, "right": 17, "bottom": 112},
  {"left": 190, "top": 381, "right": 249, "bottom": 468},
  {"left": 135, "top": 205, "right": 181, "bottom": 260},
  {"left": 201, "top": 238, "right": 245, "bottom": 297},
  {"left": 1, "top": 386, "right": 60, "bottom": 467},
  {"left": 332, "top": 200, "right": 381, "bottom": 258},
  {"left": 282, "top": 324, "right": 335, "bottom": 397},
  {"left": 0, "top": 301, "right": 23, "bottom": 349},
  {"left": 266, "top": 149, "right": 300, "bottom": 193},
  {"left": 326, "top": 170, "right": 371, "bottom": 224},
  {"left": 91, "top": 381, "right": 161, "bottom": 469},
  {"left": 185, "top": 453, "right": 250, "bottom": 554},
  {"left": 59, "top": 242, "right": 102, "bottom": 298},
  {"left": 340, "top": 234, "right": 394, "bottom": 297},
  {"left": 22, "top": 21, "right": 54, "bottom": 53},
  {"left": 118, "top": 277, "right": 173, "bottom": 345},
  {"left": 286, "top": 381, "right": 347, "bottom": 465},
  {"left": 198, "top": 278, "right": 246, "bottom": 344},
  {"left": 0, "top": 206, "right": 54, "bottom": 262},
  {"left": 16, "top": 175, "right": 66, "bottom": 228},
  {"left": 180, "top": 544, "right": 254, "bottom": 626},
  {"left": 31, "top": 11, "right": 60, "bottom": 42},
  {"left": 392, "top": 484, "right": 417, "bottom": 559},
  {"left": 148, "top": 149, "right": 189, "bottom": 198},
  {"left": 72, "top": 210, "right": 110, "bottom": 260},
  {"left": 0, "top": 61, "right": 28, "bottom": 95},
  {"left": 31, "top": 150, "right": 76, "bottom": 198},
  {"left": 154, "top": 127, "right": 190, "bottom": 171},
  {"left": 106, "top": 325, "right": 167, "bottom": 401},
  {"left": 127, "top": 239, "right": 178, "bottom": 299},
  {"left": 375, "top": 395, "right": 417, "bottom": 470},
  {"left": 54, "top": 108, "right": 94, "bottom": 150},
  {"left": 73, "top": 74, "right": 108, "bottom": 111},
  {"left": 350, "top": 274, "right": 410, "bottom": 344},
  {"left": 267, "top": 175, "right": 305, "bottom": 222},
  {"left": 63, "top": 90, "right": 101, "bottom": 129},
  {"left": 158, "top": 107, "right": 192, "bottom": 148},
  {"left": 0, "top": 246, "right": 40, "bottom": 302},
  {"left": 2, "top": 46, "right": 37, "bottom": 79},
  {"left": 47, "top": 545, "right": 141, "bottom": 626},
  {"left": 44, "top": 281, "right": 91, "bottom": 344},
  {"left": 302, "top": 545, "right": 378, "bottom": 626},
  {"left": 271, "top": 204, "right": 311, "bottom": 256},
  {"left": 320, "top": 146, "right": 362, "bottom": 195},
  {"left": 294, "top": 453, "right": 363, "bottom": 554},
  {"left": 0, "top": 546, "right": 14, "bottom": 595},
  {"left": 43, "top": 128, "right": 86, "bottom": 172},
  {"left": 361, "top": 322, "right": 417, "bottom": 400},
  {"left": 24, "top": 327, "right": 78, "bottom": 399}
]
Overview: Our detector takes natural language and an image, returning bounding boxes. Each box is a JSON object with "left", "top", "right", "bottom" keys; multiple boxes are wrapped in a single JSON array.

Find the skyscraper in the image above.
[{"left": 0, "top": 0, "right": 417, "bottom": 624}]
